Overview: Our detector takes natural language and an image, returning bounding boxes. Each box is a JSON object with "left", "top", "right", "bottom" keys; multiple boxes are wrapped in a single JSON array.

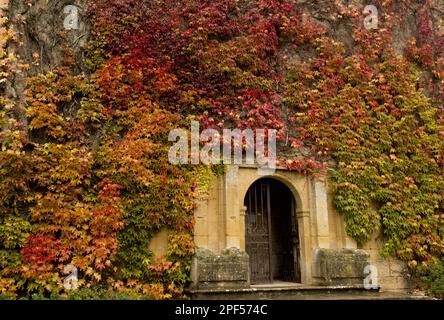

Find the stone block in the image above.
[
  {"left": 0, "top": 0, "right": 8, "bottom": 11},
  {"left": 316, "top": 248, "right": 370, "bottom": 286},
  {"left": 191, "top": 247, "right": 249, "bottom": 290},
  {"left": 148, "top": 229, "right": 170, "bottom": 258}
]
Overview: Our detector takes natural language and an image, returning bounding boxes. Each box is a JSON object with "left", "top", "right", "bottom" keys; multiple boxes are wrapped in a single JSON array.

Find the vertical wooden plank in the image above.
[
  {"left": 266, "top": 181, "right": 273, "bottom": 283},
  {"left": 291, "top": 196, "right": 301, "bottom": 283}
]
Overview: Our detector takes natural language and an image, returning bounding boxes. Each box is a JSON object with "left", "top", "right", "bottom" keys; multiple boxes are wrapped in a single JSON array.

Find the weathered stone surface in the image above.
[
  {"left": 148, "top": 229, "right": 171, "bottom": 259},
  {"left": 190, "top": 248, "right": 250, "bottom": 290},
  {"left": 316, "top": 249, "right": 370, "bottom": 286},
  {"left": 0, "top": 0, "right": 8, "bottom": 11},
  {"left": 7, "top": 0, "right": 89, "bottom": 73}
]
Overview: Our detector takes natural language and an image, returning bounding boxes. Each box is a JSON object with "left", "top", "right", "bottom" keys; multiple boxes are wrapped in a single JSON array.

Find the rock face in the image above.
[
  {"left": 191, "top": 248, "right": 250, "bottom": 290},
  {"left": 1, "top": 1, "right": 90, "bottom": 129},
  {"left": 4, "top": 0, "right": 444, "bottom": 74},
  {"left": 315, "top": 249, "right": 370, "bottom": 286},
  {"left": 6, "top": 0, "right": 89, "bottom": 72}
]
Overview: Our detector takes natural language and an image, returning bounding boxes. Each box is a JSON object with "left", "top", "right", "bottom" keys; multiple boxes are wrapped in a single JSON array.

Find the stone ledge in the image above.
[
  {"left": 186, "top": 284, "right": 373, "bottom": 294},
  {"left": 186, "top": 285, "right": 433, "bottom": 300},
  {"left": 190, "top": 247, "right": 250, "bottom": 290},
  {"left": 314, "top": 248, "right": 370, "bottom": 286}
]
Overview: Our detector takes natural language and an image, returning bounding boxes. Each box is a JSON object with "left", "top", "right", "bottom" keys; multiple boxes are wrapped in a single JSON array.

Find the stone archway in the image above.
[
  {"left": 244, "top": 178, "right": 301, "bottom": 284},
  {"left": 192, "top": 165, "right": 333, "bottom": 288}
]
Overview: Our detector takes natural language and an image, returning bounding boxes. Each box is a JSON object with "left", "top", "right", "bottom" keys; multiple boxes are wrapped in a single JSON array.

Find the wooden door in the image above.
[
  {"left": 245, "top": 179, "right": 301, "bottom": 284},
  {"left": 245, "top": 180, "right": 273, "bottom": 283}
]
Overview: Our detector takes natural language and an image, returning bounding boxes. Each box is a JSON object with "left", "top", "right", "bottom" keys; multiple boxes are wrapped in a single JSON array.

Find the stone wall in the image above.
[
  {"left": 191, "top": 165, "right": 411, "bottom": 292},
  {"left": 324, "top": 183, "right": 411, "bottom": 291},
  {"left": 361, "top": 233, "right": 412, "bottom": 291},
  {"left": 0, "top": 0, "right": 8, "bottom": 12},
  {"left": 148, "top": 229, "right": 171, "bottom": 259}
]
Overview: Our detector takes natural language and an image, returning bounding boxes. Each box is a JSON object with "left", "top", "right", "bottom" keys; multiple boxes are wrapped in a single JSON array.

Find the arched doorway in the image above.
[{"left": 244, "top": 178, "right": 301, "bottom": 284}]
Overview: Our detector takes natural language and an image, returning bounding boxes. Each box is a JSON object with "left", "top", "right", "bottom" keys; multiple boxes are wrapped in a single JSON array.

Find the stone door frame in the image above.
[
  {"left": 237, "top": 169, "right": 313, "bottom": 284},
  {"left": 244, "top": 177, "right": 301, "bottom": 283}
]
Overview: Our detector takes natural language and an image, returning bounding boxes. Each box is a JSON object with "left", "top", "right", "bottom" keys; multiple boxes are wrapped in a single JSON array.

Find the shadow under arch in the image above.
[{"left": 241, "top": 174, "right": 305, "bottom": 214}]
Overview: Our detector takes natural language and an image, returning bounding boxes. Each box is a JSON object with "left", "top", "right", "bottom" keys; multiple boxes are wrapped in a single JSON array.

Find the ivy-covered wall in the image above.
[{"left": 0, "top": 0, "right": 443, "bottom": 299}]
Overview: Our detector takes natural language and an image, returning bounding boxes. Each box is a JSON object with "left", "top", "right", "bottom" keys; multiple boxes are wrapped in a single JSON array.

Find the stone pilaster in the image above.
[
  {"left": 296, "top": 210, "right": 313, "bottom": 284},
  {"left": 312, "top": 179, "right": 330, "bottom": 248},
  {"left": 223, "top": 165, "right": 241, "bottom": 249}
]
